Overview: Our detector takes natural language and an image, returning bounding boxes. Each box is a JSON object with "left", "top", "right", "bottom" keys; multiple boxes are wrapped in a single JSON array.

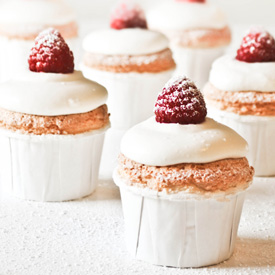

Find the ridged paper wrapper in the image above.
[
  {"left": 0, "top": 125, "right": 108, "bottom": 201},
  {"left": 207, "top": 107, "right": 275, "bottom": 177},
  {"left": 113, "top": 169, "right": 248, "bottom": 268},
  {"left": 172, "top": 46, "right": 225, "bottom": 89}
]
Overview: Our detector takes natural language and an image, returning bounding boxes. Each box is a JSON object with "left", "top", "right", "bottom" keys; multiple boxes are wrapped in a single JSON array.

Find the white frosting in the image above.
[
  {"left": 0, "top": 0, "right": 75, "bottom": 26},
  {"left": 147, "top": 2, "right": 227, "bottom": 30},
  {"left": 209, "top": 55, "right": 275, "bottom": 92},
  {"left": 0, "top": 71, "right": 108, "bottom": 116},
  {"left": 121, "top": 117, "right": 248, "bottom": 166},
  {"left": 83, "top": 29, "right": 169, "bottom": 55}
]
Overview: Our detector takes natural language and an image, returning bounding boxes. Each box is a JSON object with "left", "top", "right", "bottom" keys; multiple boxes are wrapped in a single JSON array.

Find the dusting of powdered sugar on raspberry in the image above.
[
  {"left": 35, "top": 28, "right": 63, "bottom": 48},
  {"left": 28, "top": 28, "right": 74, "bottom": 73},
  {"left": 236, "top": 26, "right": 275, "bottom": 63},
  {"left": 110, "top": 1, "right": 147, "bottom": 30},
  {"left": 154, "top": 75, "right": 207, "bottom": 124}
]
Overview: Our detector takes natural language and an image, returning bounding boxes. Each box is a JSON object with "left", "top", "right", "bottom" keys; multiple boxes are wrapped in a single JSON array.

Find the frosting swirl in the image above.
[
  {"left": 83, "top": 29, "right": 169, "bottom": 56},
  {"left": 209, "top": 55, "right": 275, "bottom": 92},
  {"left": 121, "top": 117, "right": 248, "bottom": 166},
  {"left": 147, "top": 2, "right": 227, "bottom": 31},
  {"left": 0, "top": 70, "right": 108, "bottom": 116}
]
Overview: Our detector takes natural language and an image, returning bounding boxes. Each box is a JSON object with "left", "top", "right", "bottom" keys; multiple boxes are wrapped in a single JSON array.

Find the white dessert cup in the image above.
[
  {"left": 207, "top": 107, "right": 275, "bottom": 177},
  {"left": 113, "top": 169, "right": 247, "bottom": 268},
  {"left": 81, "top": 66, "right": 174, "bottom": 178},
  {"left": 0, "top": 35, "right": 79, "bottom": 82},
  {"left": 99, "top": 127, "right": 126, "bottom": 179},
  {"left": 171, "top": 46, "right": 225, "bottom": 89},
  {"left": 0, "top": 125, "right": 109, "bottom": 202},
  {"left": 81, "top": 66, "right": 174, "bottom": 129}
]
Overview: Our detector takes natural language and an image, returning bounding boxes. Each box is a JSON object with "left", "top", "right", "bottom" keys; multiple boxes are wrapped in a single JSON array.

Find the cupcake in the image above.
[
  {"left": 0, "top": 0, "right": 78, "bottom": 81},
  {"left": 147, "top": 0, "right": 231, "bottom": 88},
  {"left": 0, "top": 28, "right": 109, "bottom": 201},
  {"left": 204, "top": 27, "right": 275, "bottom": 176},
  {"left": 81, "top": 2, "right": 175, "bottom": 177},
  {"left": 113, "top": 76, "right": 254, "bottom": 267}
]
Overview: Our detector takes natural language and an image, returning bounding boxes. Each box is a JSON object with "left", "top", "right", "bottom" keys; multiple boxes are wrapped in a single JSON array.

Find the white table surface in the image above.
[{"left": 0, "top": 176, "right": 274, "bottom": 275}]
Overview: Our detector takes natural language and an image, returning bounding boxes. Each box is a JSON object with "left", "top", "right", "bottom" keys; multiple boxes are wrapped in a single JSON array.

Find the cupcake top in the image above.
[
  {"left": 83, "top": 29, "right": 169, "bottom": 56},
  {"left": 209, "top": 27, "right": 275, "bottom": 92},
  {"left": 121, "top": 116, "right": 248, "bottom": 166},
  {"left": 0, "top": 0, "right": 76, "bottom": 36},
  {"left": 147, "top": 0, "right": 227, "bottom": 31},
  {"left": 121, "top": 76, "right": 248, "bottom": 166},
  {"left": 0, "top": 71, "right": 107, "bottom": 116},
  {"left": 209, "top": 55, "right": 275, "bottom": 92},
  {"left": 0, "top": 28, "right": 107, "bottom": 116},
  {"left": 83, "top": 2, "right": 169, "bottom": 56}
]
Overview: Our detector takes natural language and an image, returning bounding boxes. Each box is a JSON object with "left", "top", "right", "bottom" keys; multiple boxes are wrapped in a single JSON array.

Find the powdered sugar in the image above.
[
  {"left": 111, "top": 2, "right": 146, "bottom": 22},
  {"left": 0, "top": 175, "right": 274, "bottom": 274},
  {"left": 155, "top": 75, "right": 207, "bottom": 124},
  {"left": 35, "top": 28, "right": 62, "bottom": 48},
  {"left": 236, "top": 27, "right": 275, "bottom": 62},
  {"left": 110, "top": 1, "right": 147, "bottom": 30},
  {"left": 29, "top": 28, "right": 74, "bottom": 73}
]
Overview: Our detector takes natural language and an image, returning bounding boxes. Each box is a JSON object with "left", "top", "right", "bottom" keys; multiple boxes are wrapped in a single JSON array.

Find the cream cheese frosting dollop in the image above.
[
  {"left": 121, "top": 117, "right": 248, "bottom": 166},
  {"left": 147, "top": 2, "right": 227, "bottom": 31},
  {"left": 209, "top": 55, "right": 275, "bottom": 92},
  {"left": 0, "top": 70, "right": 108, "bottom": 116},
  {"left": 0, "top": 0, "right": 75, "bottom": 30},
  {"left": 83, "top": 29, "right": 169, "bottom": 56}
]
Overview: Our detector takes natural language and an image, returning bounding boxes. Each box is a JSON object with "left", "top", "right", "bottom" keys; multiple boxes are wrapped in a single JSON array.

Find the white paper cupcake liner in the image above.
[
  {"left": 171, "top": 46, "right": 225, "bottom": 89},
  {"left": 113, "top": 169, "right": 247, "bottom": 268},
  {"left": 81, "top": 65, "right": 174, "bottom": 129},
  {"left": 81, "top": 66, "right": 174, "bottom": 178},
  {"left": 99, "top": 127, "right": 126, "bottom": 179},
  {"left": 0, "top": 35, "right": 79, "bottom": 82},
  {"left": 207, "top": 107, "right": 275, "bottom": 177},
  {"left": 0, "top": 125, "right": 109, "bottom": 201}
]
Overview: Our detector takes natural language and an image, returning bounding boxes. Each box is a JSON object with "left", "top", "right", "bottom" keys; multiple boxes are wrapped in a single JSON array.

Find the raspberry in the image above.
[
  {"left": 176, "top": 0, "right": 205, "bottom": 3},
  {"left": 154, "top": 76, "right": 207, "bottom": 125},
  {"left": 110, "top": 2, "right": 147, "bottom": 30},
  {"left": 28, "top": 28, "right": 74, "bottom": 73},
  {"left": 236, "top": 28, "right": 275, "bottom": 63}
]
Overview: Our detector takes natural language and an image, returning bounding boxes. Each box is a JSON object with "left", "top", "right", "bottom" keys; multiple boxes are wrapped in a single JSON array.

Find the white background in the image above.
[
  {"left": 0, "top": 0, "right": 274, "bottom": 52},
  {"left": 1, "top": 0, "right": 274, "bottom": 29},
  {"left": 65, "top": 0, "right": 275, "bottom": 52},
  {"left": 66, "top": 0, "right": 275, "bottom": 27}
]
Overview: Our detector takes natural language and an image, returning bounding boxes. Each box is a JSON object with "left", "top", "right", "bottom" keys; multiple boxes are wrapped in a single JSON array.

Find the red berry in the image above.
[
  {"left": 176, "top": 0, "right": 206, "bottom": 3},
  {"left": 154, "top": 76, "right": 207, "bottom": 125},
  {"left": 236, "top": 28, "right": 275, "bottom": 63},
  {"left": 28, "top": 28, "right": 74, "bottom": 73},
  {"left": 110, "top": 2, "right": 147, "bottom": 30}
]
